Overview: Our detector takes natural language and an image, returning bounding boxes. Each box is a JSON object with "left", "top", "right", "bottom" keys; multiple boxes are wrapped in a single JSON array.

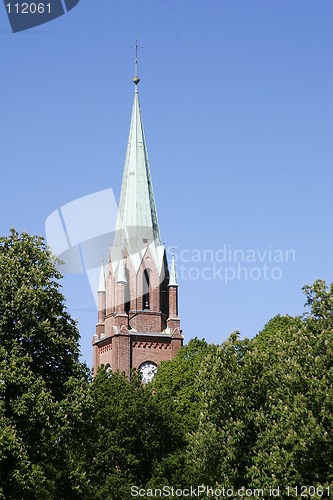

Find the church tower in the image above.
[{"left": 92, "top": 48, "right": 183, "bottom": 380}]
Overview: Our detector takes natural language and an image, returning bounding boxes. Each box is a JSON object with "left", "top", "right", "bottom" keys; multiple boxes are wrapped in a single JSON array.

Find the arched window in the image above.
[{"left": 142, "top": 269, "right": 150, "bottom": 309}]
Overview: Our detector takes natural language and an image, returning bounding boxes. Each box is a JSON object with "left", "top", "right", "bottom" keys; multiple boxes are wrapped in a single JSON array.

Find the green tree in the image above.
[
  {"left": 86, "top": 368, "right": 181, "bottom": 499},
  {"left": 303, "top": 279, "right": 333, "bottom": 322},
  {"left": 0, "top": 229, "right": 84, "bottom": 395},
  {"left": 186, "top": 332, "right": 253, "bottom": 489},
  {"left": 186, "top": 281, "right": 333, "bottom": 496},
  {"left": 144, "top": 338, "right": 212, "bottom": 487},
  {"left": 153, "top": 338, "right": 211, "bottom": 434},
  {"left": 0, "top": 229, "right": 89, "bottom": 499},
  {"left": 252, "top": 313, "right": 302, "bottom": 351},
  {"left": 246, "top": 281, "right": 333, "bottom": 492}
]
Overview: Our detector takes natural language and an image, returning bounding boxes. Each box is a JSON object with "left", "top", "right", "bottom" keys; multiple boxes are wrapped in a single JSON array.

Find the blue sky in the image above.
[{"left": 1, "top": 0, "right": 332, "bottom": 367}]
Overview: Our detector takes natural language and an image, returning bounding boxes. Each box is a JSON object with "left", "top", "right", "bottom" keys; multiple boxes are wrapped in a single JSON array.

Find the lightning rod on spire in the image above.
[{"left": 132, "top": 38, "right": 142, "bottom": 86}]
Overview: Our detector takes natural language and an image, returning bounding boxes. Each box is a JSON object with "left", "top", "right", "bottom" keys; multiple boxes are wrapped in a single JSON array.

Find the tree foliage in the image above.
[
  {"left": 85, "top": 368, "right": 182, "bottom": 498},
  {"left": 1, "top": 229, "right": 332, "bottom": 498},
  {"left": 0, "top": 229, "right": 84, "bottom": 393},
  {"left": 185, "top": 280, "right": 333, "bottom": 495},
  {"left": 152, "top": 337, "right": 212, "bottom": 434},
  {"left": 0, "top": 230, "right": 89, "bottom": 499}
]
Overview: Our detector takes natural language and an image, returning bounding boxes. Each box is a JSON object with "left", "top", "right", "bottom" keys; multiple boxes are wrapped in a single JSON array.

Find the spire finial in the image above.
[
  {"left": 169, "top": 255, "right": 178, "bottom": 287},
  {"left": 132, "top": 39, "right": 142, "bottom": 86},
  {"left": 98, "top": 260, "right": 106, "bottom": 292},
  {"left": 116, "top": 258, "right": 127, "bottom": 284}
]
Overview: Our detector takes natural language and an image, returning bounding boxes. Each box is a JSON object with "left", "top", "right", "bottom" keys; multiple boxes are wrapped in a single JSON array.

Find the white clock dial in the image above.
[{"left": 139, "top": 362, "right": 157, "bottom": 383}]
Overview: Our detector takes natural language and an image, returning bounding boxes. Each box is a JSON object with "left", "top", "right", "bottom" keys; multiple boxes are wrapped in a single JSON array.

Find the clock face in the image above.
[{"left": 139, "top": 362, "right": 157, "bottom": 384}]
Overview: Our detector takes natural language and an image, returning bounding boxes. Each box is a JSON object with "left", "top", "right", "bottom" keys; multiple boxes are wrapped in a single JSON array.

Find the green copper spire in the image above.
[{"left": 111, "top": 45, "right": 162, "bottom": 267}]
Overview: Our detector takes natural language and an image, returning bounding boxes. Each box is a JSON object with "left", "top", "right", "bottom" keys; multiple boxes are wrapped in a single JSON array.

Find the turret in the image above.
[
  {"left": 167, "top": 255, "right": 180, "bottom": 331},
  {"left": 96, "top": 261, "right": 106, "bottom": 336}
]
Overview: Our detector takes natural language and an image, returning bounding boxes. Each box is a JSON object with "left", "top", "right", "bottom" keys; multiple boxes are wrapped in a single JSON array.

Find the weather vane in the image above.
[{"left": 131, "top": 39, "right": 143, "bottom": 85}]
